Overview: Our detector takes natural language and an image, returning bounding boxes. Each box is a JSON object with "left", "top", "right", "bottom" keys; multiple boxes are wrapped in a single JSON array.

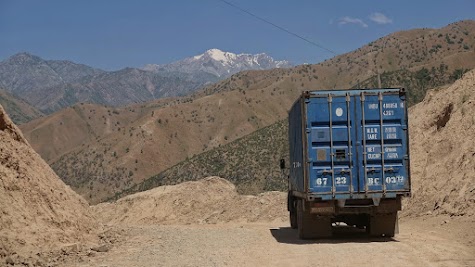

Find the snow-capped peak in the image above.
[
  {"left": 205, "top": 48, "right": 228, "bottom": 61},
  {"left": 143, "top": 48, "right": 292, "bottom": 78}
]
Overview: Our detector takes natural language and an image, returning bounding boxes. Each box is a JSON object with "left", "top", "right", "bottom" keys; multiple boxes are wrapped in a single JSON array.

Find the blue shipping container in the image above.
[{"left": 287, "top": 88, "right": 411, "bottom": 238}]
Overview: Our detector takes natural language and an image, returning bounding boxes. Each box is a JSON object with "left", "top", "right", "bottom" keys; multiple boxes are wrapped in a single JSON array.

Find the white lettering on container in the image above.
[
  {"left": 383, "top": 110, "right": 395, "bottom": 116},
  {"left": 385, "top": 175, "right": 405, "bottom": 184},
  {"left": 368, "top": 104, "right": 378, "bottom": 109},
  {"left": 386, "top": 133, "right": 397, "bottom": 139},
  {"left": 367, "top": 128, "right": 378, "bottom": 140},
  {"left": 383, "top": 103, "right": 398, "bottom": 108},
  {"left": 316, "top": 178, "right": 328, "bottom": 186},
  {"left": 385, "top": 127, "right": 397, "bottom": 133},
  {"left": 384, "top": 147, "right": 397, "bottom": 152},
  {"left": 368, "top": 177, "right": 380, "bottom": 185},
  {"left": 387, "top": 153, "right": 399, "bottom": 159},
  {"left": 335, "top": 177, "right": 347, "bottom": 185},
  {"left": 368, "top": 153, "right": 381, "bottom": 159}
]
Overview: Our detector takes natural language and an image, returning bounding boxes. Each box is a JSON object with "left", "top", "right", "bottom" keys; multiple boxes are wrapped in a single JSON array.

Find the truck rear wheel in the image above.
[
  {"left": 289, "top": 202, "right": 298, "bottom": 229},
  {"left": 368, "top": 212, "right": 398, "bottom": 237},
  {"left": 297, "top": 200, "right": 332, "bottom": 239}
]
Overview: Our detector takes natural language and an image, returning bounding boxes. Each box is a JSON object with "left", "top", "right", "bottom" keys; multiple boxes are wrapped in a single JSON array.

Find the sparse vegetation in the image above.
[{"left": 109, "top": 120, "right": 290, "bottom": 201}]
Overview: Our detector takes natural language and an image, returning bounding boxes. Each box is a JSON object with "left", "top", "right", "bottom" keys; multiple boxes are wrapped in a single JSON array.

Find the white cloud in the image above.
[
  {"left": 338, "top": 16, "right": 368, "bottom": 28},
  {"left": 369, "top": 12, "right": 393, "bottom": 24}
]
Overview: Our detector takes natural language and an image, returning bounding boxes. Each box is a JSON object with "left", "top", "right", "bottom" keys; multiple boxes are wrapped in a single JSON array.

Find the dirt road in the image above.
[{"left": 63, "top": 215, "right": 475, "bottom": 267}]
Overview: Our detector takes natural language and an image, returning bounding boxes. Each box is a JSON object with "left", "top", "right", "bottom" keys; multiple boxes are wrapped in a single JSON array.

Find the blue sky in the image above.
[{"left": 1, "top": 0, "right": 474, "bottom": 70}]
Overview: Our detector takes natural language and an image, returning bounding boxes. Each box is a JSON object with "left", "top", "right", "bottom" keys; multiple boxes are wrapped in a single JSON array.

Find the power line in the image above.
[
  {"left": 217, "top": 0, "right": 379, "bottom": 86},
  {"left": 217, "top": 0, "right": 337, "bottom": 55}
]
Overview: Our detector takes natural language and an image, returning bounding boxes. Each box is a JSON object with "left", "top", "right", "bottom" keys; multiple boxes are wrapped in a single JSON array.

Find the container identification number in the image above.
[
  {"left": 368, "top": 176, "right": 404, "bottom": 185},
  {"left": 316, "top": 177, "right": 347, "bottom": 186}
]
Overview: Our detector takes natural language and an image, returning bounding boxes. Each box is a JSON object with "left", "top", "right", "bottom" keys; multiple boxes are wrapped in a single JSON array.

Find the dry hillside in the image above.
[
  {"left": 25, "top": 84, "right": 300, "bottom": 204},
  {"left": 405, "top": 68, "right": 475, "bottom": 217},
  {"left": 20, "top": 20, "right": 475, "bottom": 204},
  {"left": 20, "top": 103, "right": 148, "bottom": 163},
  {"left": 94, "top": 177, "right": 287, "bottom": 226},
  {"left": 110, "top": 120, "right": 289, "bottom": 201},
  {"left": 0, "top": 89, "right": 43, "bottom": 124},
  {"left": 0, "top": 105, "right": 99, "bottom": 263}
]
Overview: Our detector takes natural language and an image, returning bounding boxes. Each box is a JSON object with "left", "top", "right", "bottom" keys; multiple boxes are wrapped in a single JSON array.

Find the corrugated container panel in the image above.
[{"left": 288, "top": 88, "right": 411, "bottom": 200}]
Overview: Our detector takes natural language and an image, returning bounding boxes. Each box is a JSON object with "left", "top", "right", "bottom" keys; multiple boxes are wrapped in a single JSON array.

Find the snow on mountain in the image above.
[{"left": 143, "top": 49, "right": 292, "bottom": 78}]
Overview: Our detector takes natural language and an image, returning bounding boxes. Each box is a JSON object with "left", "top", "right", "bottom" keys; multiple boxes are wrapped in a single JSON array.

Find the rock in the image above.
[
  {"left": 5, "top": 256, "right": 14, "bottom": 265},
  {"left": 91, "top": 244, "right": 110, "bottom": 253},
  {"left": 61, "top": 243, "right": 80, "bottom": 254}
]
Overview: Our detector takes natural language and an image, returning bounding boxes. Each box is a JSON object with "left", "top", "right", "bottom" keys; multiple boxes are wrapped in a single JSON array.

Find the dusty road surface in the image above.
[{"left": 63, "top": 216, "right": 475, "bottom": 267}]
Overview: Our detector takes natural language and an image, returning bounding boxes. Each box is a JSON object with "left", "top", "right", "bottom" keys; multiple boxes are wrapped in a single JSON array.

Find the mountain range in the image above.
[
  {"left": 143, "top": 48, "right": 291, "bottom": 78},
  {"left": 0, "top": 49, "right": 291, "bottom": 116},
  {"left": 17, "top": 20, "right": 475, "bottom": 203}
]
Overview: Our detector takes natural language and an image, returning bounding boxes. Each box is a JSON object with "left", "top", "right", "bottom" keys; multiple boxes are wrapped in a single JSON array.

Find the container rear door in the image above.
[
  {"left": 306, "top": 93, "right": 357, "bottom": 198},
  {"left": 356, "top": 92, "right": 410, "bottom": 194},
  {"left": 306, "top": 91, "right": 410, "bottom": 199}
]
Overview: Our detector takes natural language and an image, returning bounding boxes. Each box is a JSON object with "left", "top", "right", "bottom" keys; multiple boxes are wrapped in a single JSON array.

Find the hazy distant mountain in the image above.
[
  {"left": 0, "top": 49, "right": 290, "bottom": 115},
  {"left": 0, "top": 53, "right": 105, "bottom": 95},
  {"left": 22, "top": 67, "right": 204, "bottom": 113},
  {"left": 0, "top": 89, "right": 43, "bottom": 124},
  {"left": 143, "top": 48, "right": 292, "bottom": 80}
]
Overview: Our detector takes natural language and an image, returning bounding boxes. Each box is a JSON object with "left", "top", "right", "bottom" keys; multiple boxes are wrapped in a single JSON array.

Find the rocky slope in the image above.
[
  {"left": 0, "top": 105, "right": 99, "bottom": 262},
  {"left": 405, "top": 69, "right": 475, "bottom": 217}
]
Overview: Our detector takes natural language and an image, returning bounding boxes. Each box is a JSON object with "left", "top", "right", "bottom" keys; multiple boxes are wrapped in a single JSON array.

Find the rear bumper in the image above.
[
  {"left": 308, "top": 197, "right": 402, "bottom": 215},
  {"left": 306, "top": 191, "right": 411, "bottom": 201}
]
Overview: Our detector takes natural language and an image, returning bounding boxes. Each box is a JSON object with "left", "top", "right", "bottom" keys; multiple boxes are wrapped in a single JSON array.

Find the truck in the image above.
[{"left": 282, "top": 88, "right": 411, "bottom": 239}]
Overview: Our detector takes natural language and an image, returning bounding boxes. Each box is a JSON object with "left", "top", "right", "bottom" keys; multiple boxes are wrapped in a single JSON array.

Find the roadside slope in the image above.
[
  {"left": 0, "top": 105, "right": 99, "bottom": 262},
  {"left": 406, "top": 69, "right": 475, "bottom": 217},
  {"left": 94, "top": 177, "right": 286, "bottom": 226}
]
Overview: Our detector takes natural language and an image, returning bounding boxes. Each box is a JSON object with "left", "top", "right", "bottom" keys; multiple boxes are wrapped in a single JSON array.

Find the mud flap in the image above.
[
  {"left": 369, "top": 212, "right": 398, "bottom": 237},
  {"left": 297, "top": 201, "right": 332, "bottom": 239}
]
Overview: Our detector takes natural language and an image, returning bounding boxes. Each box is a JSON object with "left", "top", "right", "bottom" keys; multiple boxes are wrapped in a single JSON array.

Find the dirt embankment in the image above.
[
  {"left": 405, "top": 69, "right": 475, "bottom": 217},
  {"left": 0, "top": 105, "right": 100, "bottom": 264},
  {"left": 93, "top": 177, "right": 287, "bottom": 226}
]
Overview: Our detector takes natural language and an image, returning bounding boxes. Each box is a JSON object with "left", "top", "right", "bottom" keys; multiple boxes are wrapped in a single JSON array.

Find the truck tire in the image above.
[
  {"left": 287, "top": 193, "right": 297, "bottom": 229},
  {"left": 368, "top": 212, "right": 398, "bottom": 237},
  {"left": 289, "top": 198, "right": 298, "bottom": 229},
  {"left": 297, "top": 200, "right": 332, "bottom": 239}
]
